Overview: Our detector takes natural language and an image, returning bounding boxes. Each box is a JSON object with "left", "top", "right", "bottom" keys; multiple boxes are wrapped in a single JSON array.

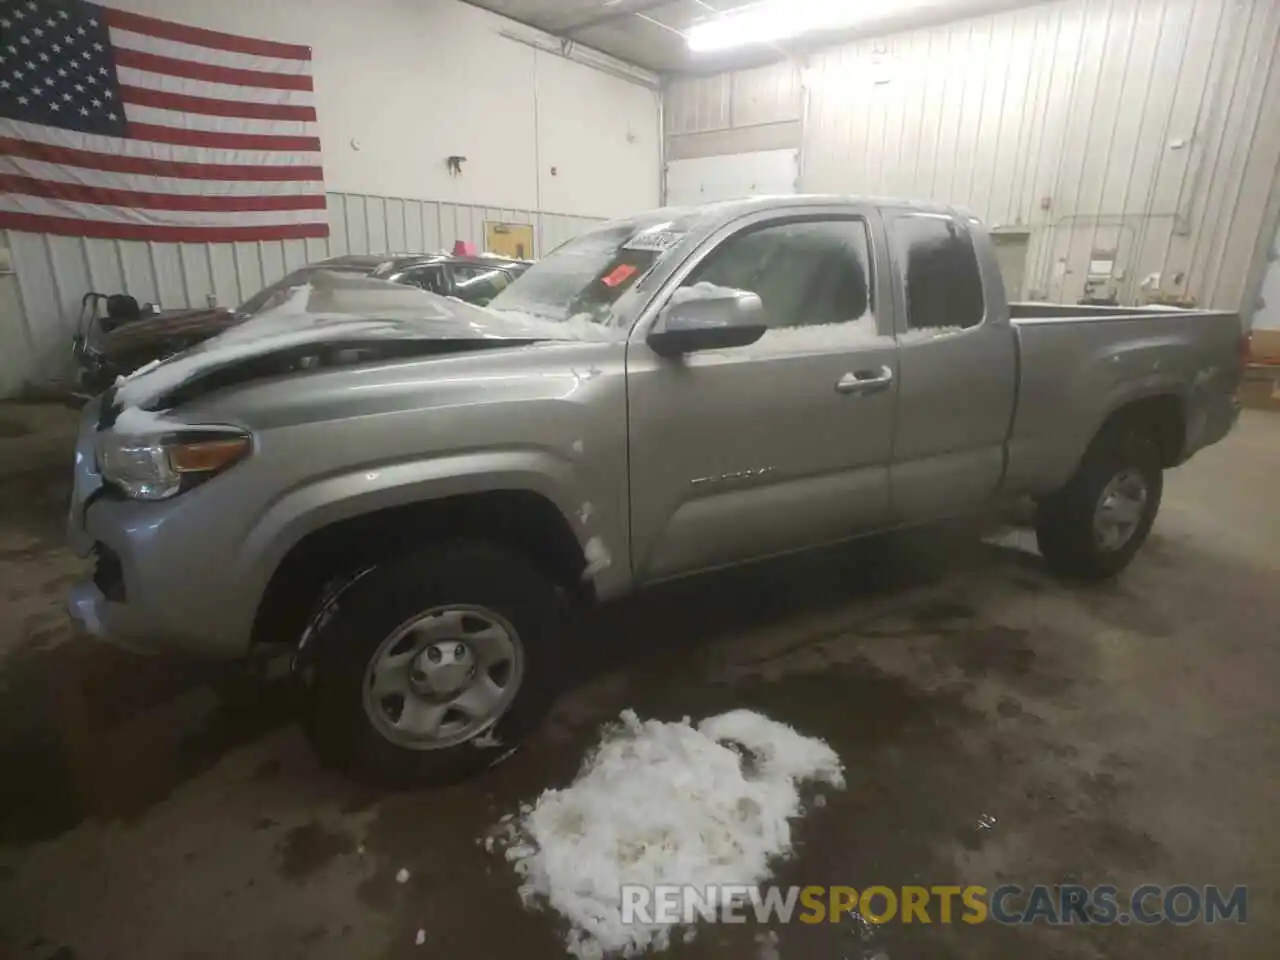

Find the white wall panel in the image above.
[
  {"left": 665, "top": 73, "right": 736, "bottom": 135},
  {"left": 666, "top": 150, "right": 799, "bottom": 206},
  {"left": 1, "top": 194, "right": 605, "bottom": 396},
  {"left": 117, "top": 242, "right": 155, "bottom": 307},
  {"left": 731, "top": 64, "right": 805, "bottom": 128},
  {"left": 150, "top": 244, "right": 186, "bottom": 313},
  {"left": 664, "top": 0, "right": 1280, "bottom": 312},
  {"left": 534, "top": 51, "right": 661, "bottom": 219},
  {"left": 665, "top": 62, "right": 803, "bottom": 166},
  {"left": 796, "top": 0, "right": 1280, "bottom": 309},
  {"left": 97, "top": 0, "right": 657, "bottom": 220},
  {"left": 208, "top": 244, "right": 240, "bottom": 309},
  {"left": 84, "top": 243, "right": 125, "bottom": 301},
  {"left": 180, "top": 245, "right": 215, "bottom": 310}
]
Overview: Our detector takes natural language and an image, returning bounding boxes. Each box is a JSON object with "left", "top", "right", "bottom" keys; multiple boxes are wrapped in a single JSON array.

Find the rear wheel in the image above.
[
  {"left": 1035, "top": 428, "right": 1163, "bottom": 581},
  {"left": 302, "top": 540, "right": 560, "bottom": 785}
]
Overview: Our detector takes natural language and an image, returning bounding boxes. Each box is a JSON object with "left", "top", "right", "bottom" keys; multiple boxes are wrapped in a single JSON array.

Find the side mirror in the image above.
[{"left": 647, "top": 284, "right": 768, "bottom": 357}]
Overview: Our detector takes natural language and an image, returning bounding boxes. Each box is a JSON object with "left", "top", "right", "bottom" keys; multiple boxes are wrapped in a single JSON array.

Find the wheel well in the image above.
[
  {"left": 1099, "top": 394, "right": 1186, "bottom": 467},
  {"left": 251, "top": 490, "right": 587, "bottom": 650}
]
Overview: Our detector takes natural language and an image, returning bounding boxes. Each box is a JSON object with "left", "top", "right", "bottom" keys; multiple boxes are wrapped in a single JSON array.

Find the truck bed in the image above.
[
  {"left": 1009, "top": 302, "right": 1221, "bottom": 320},
  {"left": 1002, "top": 304, "right": 1243, "bottom": 497}
]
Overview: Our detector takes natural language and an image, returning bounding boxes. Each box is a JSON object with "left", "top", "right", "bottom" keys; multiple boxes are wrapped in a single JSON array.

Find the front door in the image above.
[{"left": 627, "top": 212, "right": 899, "bottom": 583}]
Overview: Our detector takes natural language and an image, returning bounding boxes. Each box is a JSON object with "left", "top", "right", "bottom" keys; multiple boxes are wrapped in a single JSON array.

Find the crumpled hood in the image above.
[{"left": 113, "top": 271, "right": 610, "bottom": 413}]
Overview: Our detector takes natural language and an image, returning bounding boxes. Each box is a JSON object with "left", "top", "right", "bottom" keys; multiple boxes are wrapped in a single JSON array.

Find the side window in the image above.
[
  {"left": 450, "top": 264, "right": 511, "bottom": 305},
  {"left": 683, "top": 219, "right": 873, "bottom": 330},
  {"left": 892, "top": 215, "right": 985, "bottom": 330},
  {"left": 399, "top": 266, "right": 446, "bottom": 295}
]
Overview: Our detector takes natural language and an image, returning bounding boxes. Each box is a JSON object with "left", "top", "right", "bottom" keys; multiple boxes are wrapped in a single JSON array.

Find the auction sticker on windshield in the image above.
[{"left": 624, "top": 229, "right": 686, "bottom": 252}]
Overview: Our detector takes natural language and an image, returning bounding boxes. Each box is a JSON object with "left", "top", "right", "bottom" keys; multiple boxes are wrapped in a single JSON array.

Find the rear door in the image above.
[
  {"left": 884, "top": 211, "right": 1017, "bottom": 519},
  {"left": 626, "top": 209, "right": 899, "bottom": 582}
]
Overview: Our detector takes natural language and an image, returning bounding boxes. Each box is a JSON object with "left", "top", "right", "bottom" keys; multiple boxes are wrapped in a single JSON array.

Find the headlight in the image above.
[{"left": 98, "top": 429, "right": 251, "bottom": 500}]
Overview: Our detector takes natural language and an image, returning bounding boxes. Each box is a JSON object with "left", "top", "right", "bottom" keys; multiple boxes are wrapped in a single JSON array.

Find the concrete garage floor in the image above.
[{"left": 0, "top": 403, "right": 1276, "bottom": 960}]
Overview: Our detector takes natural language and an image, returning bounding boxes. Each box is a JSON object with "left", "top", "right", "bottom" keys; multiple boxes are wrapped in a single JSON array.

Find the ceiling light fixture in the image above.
[{"left": 686, "top": 0, "right": 902, "bottom": 52}]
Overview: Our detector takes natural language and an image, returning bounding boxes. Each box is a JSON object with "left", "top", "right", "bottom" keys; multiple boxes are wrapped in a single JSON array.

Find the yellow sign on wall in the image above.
[{"left": 484, "top": 221, "right": 535, "bottom": 260}]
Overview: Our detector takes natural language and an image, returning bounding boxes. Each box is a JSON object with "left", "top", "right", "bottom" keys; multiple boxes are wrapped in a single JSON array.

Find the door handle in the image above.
[{"left": 835, "top": 366, "right": 894, "bottom": 395}]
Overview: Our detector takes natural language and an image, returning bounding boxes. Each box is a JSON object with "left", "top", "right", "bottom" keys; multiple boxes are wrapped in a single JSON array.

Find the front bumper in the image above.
[
  {"left": 66, "top": 580, "right": 161, "bottom": 657},
  {"left": 65, "top": 501, "right": 257, "bottom": 660},
  {"left": 65, "top": 402, "right": 256, "bottom": 660}
]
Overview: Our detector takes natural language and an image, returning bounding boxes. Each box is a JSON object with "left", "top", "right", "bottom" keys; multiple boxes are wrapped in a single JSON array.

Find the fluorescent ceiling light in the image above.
[{"left": 686, "top": 0, "right": 900, "bottom": 52}]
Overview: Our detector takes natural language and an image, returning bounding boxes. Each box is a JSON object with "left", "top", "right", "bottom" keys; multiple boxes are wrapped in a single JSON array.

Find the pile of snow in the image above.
[{"left": 490, "top": 709, "right": 843, "bottom": 959}]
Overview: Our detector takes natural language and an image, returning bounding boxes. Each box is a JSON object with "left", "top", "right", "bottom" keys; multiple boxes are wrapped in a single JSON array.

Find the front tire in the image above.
[
  {"left": 1035, "top": 428, "right": 1163, "bottom": 581},
  {"left": 302, "top": 540, "right": 560, "bottom": 786}
]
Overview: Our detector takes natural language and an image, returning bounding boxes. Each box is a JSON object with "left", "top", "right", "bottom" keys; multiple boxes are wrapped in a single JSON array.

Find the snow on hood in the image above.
[
  {"left": 487, "top": 709, "right": 843, "bottom": 959},
  {"left": 113, "top": 270, "right": 614, "bottom": 412}
]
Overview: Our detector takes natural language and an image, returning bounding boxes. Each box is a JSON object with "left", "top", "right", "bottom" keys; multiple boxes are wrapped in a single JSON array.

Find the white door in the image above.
[{"left": 665, "top": 150, "right": 799, "bottom": 206}]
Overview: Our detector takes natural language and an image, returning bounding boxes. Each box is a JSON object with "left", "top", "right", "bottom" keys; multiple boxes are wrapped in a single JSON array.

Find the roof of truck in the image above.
[
  {"left": 319, "top": 252, "right": 532, "bottom": 271},
  {"left": 660, "top": 194, "right": 964, "bottom": 215},
  {"left": 579, "top": 195, "right": 976, "bottom": 239}
]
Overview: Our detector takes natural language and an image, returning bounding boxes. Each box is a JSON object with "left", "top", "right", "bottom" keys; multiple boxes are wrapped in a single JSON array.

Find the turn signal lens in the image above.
[{"left": 168, "top": 437, "right": 251, "bottom": 473}]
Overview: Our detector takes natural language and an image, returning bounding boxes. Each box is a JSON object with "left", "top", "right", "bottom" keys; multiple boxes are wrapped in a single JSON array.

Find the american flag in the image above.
[{"left": 0, "top": 0, "right": 327, "bottom": 242}]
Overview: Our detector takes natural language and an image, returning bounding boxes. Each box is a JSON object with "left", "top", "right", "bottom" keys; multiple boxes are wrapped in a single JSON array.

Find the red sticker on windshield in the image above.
[{"left": 601, "top": 263, "right": 639, "bottom": 288}]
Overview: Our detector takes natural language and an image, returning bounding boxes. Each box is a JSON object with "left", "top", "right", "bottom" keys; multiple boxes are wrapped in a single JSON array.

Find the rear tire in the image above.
[
  {"left": 302, "top": 540, "right": 561, "bottom": 786},
  {"left": 1035, "top": 427, "right": 1163, "bottom": 581}
]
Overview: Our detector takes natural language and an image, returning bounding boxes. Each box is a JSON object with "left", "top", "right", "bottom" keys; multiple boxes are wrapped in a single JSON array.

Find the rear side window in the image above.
[
  {"left": 398, "top": 265, "right": 447, "bottom": 295},
  {"left": 449, "top": 264, "right": 512, "bottom": 305},
  {"left": 893, "top": 215, "right": 984, "bottom": 331}
]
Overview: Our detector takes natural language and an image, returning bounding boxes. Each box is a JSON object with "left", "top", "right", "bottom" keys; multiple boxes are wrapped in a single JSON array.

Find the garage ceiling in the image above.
[{"left": 466, "top": 0, "right": 1043, "bottom": 75}]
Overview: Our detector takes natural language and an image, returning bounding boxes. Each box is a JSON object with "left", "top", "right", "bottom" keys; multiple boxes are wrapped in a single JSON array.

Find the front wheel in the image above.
[
  {"left": 1035, "top": 429, "right": 1163, "bottom": 581},
  {"left": 301, "top": 541, "right": 561, "bottom": 786}
]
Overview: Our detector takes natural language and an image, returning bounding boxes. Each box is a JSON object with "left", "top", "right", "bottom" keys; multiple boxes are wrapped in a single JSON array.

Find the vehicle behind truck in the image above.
[{"left": 66, "top": 196, "right": 1243, "bottom": 784}]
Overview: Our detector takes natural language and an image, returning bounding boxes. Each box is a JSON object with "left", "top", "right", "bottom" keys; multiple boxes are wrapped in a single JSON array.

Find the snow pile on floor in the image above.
[{"left": 491, "top": 709, "right": 843, "bottom": 959}]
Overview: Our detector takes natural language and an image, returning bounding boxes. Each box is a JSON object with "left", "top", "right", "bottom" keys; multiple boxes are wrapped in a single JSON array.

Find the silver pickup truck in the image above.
[{"left": 66, "top": 196, "right": 1243, "bottom": 783}]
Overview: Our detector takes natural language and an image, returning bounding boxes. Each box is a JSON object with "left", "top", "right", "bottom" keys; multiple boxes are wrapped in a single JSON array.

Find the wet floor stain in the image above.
[
  {"left": 4, "top": 408, "right": 1279, "bottom": 960},
  {"left": 908, "top": 598, "right": 977, "bottom": 625},
  {"left": 0, "top": 466, "right": 73, "bottom": 553},
  {"left": 0, "top": 635, "right": 294, "bottom": 842},
  {"left": 0, "top": 417, "right": 34, "bottom": 439},
  {"left": 276, "top": 821, "right": 358, "bottom": 883},
  {"left": 253, "top": 758, "right": 284, "bottom": 782}
]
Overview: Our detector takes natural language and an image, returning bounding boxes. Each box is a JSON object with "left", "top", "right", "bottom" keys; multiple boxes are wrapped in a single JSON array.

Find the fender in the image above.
[
  {"left": 1007, "top": 330, "right": 1191, "bottom": 497},
  {"left": 239, "top": 447, "right": 595, "bottom": 607}
]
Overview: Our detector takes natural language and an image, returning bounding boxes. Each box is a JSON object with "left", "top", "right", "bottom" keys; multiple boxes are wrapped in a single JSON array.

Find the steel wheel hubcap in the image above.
[
  {"left": 362, "top": 605, "right": 523, "bottom": 750},
  {"left": 1093, "top": 468, "right": 1148, "bottom": 552}
]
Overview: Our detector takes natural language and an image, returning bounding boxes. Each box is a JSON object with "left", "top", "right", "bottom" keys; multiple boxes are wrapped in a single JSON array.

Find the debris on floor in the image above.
[
  {"left": 487, "top": 708, "right": 843, "bottom": 959},
  {"left": 396, "top": 867, "right": 411, "bottom": 884},
  {"left": 755, "top": 930, "right": 780, "bottom": 960}
]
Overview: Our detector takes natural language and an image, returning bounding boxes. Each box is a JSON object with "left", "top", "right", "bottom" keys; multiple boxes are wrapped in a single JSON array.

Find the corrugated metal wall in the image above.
[
  {"left": 664, "top": 0, "right": 1280, "bottom": 312},
  {"left": 0, "top": 194, "right": 602, "bottom": 397},
  {"left": 665, "top": 63, "right": 804, "bottom": 160}
]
